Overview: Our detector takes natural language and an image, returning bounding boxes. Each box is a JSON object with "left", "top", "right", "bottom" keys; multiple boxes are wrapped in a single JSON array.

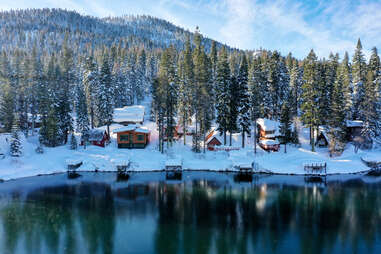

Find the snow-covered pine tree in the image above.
[
  {"left": 215, "top": 46, "right": 230, "bottom": 145},
  {"left": 29, "top": 45, "right": 44, "bottom": 135},
  {"left": 76, "top": 84, "right": 90, "bottom": 135},
  {"left": 328, "top": 59, "right": 348, "bottom": 156},
  {"left": 237, "top": 55, "right": 250, "bottom": 148},
  {"left": 368, "top": 47, "right": 381, "bottom": 138},
  {"left": 248, "top": 57, "right": 265, "bottom": 153},
  {"left": 361, "top": 70, "right": 377, "bottom": 146},
  {"left": 301, "top": 49, "right": 319, "bottom": 152},
  {"left": 279, "top": 101, "right": 292, "bottom": 153},
  {"left": 341, "top": 52, "right": 353, "bottom": 120},
  {"left": 59, "top": 34, "right": 75, "bottom": 144},
  {"left": 136, "top": 48, "right": 148, "bottom": 102},
  {"left": 83, "top": 55, "right": 99, "bottom": 128},
  {"left": 177, "top": 37, "right": 194, "bottom": 145},
  {"left": 10, "top": 115, "right": 22, "bottom": 157},
  {"left": 289, "top": 61, "right": 301, "bottom": 118},
  {"left": 97, "top": 52, "right": 114, "bottom": 135},
  {"left": 352, "top": 39, "right": 367, "bottom": 120},
  {"left": 0, "top": 78, "right": 15, "bottom": 132}
]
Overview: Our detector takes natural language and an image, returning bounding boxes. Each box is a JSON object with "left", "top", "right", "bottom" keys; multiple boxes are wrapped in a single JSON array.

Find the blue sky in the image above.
[{"left": 0, "top": 0, "right": 380, "bottom": 59}]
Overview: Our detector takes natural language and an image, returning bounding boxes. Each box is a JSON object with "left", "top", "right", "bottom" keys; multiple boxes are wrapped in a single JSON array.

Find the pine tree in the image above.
[
  {"left": 341, "top": 52, "right": 353, "bottom": 120},
  {"left": 0, "top": 79, "right": 15, "bottom": 132},
  {"left": 328, "top": 59, "right": 348, "bottom": 156},
  {"left": 215, "top": 46, "right": 230, "bottom": 145},
  {"left": 279, "top": 102, "right": 292, "bottom": 153},
  {"left": 97, "top": 52, "right": 114, "bottom": 136},
  {"left": 361, "top": 70, "right": 377, "bottom": 145},
  {"left": 352, "top": 39, "right": 367, "bottom": 120},
  {"left": 76, "top": 84, "right": 90, "bottom": 135},
  {"left": 69, "top": 132, "right": 78, "bottom": 150},
  {"left": 227, "top": 76, "right": 239, "bottom": 146},
  {"left": 177, "top": 37, "right": 194, "bottom": 145},
  {"left": 248, "top": 57, "right": 264, "bottom": 153},
  {"left": 10, "top": 115, "right": 22, "bottom": 157},
  {"left": 83, "top": 55, "right": 99, "bottom": 128},
  {"left": 301, "top": 50, "right": 319, "bottom": 152},
  {"left": 237, "top": 55, "right": 250, "bottom": 148}
]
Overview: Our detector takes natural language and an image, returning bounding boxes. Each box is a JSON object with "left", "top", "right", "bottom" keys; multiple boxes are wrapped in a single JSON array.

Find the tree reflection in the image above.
[{"left": 1, "top": 175, "right": 381, "bottom": 254}]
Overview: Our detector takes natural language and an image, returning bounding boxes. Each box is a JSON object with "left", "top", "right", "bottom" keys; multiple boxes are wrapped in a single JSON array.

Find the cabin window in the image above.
[
  {"left": 120, "top": 134, "right": 129, "bottom": 141},
  {"left": 137, "top": 134, "right": 144, "bottom": 141}
]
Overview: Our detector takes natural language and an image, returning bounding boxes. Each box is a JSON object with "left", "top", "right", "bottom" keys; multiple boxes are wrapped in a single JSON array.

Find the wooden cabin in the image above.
[
  {"left": 205, "top": 130, "right": 223, "bottom": 151},
  {"left": 346, "top": 120, "right": 363, "bottom": 141},
  {"left": 257, "top": 118, "right": 281, "bottom": 152},
  {"left": 113, "top": 125, "right": 150, "bottom": 149},
  {"left": 315, "top": 131, "right": 329, "bottom": 147},
  {"left": 81, "top": 128, "right": 109, "bottom": 147}
]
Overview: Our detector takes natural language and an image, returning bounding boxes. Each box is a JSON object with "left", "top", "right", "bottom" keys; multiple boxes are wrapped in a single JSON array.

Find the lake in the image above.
[{"left": 0, "top": 172, "right": 380, "bottom": 254}]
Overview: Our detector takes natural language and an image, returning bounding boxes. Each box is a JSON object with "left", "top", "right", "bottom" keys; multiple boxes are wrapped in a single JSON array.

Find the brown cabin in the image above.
[
  {"left": 205, "top": 129, "right": 223, "bottom": 151},
  {"left": 114, "top": 126, "right": 150, "bottom": 149}
]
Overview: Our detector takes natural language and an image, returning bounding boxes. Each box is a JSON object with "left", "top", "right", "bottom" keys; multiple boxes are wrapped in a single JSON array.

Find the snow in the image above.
[
  {"left": 113, "top": 105, "right": 145, "bottom": 123},
  {"left": 0, "top": 105, "right": 380, "bottom": 181},
  {"left": 259, "top": 139, "right": 279, "bottom": 145},
  {"left": 257, "top": 118, "right": 279, "bottom": 132},
  {"left": 346, "top": 120, "right": 363, "bottom": 127},
  {"left": 112, "top": 124, "right": 150, "bottom": 134},
  {"left": 165, "top": 159, "right": 182, "bottom": 167}
]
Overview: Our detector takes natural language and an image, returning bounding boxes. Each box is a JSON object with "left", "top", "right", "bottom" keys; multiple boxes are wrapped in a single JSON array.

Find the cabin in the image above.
[
  {"left": 257, "top": 118, "right": 281, "bottom": 152},
  {"left": 113, "top": 105, "right": 145, "bottom": 126},
  {"left": 205, "top": 129, "right": 223, "bottom": 151},
  {"left": 81, "top": 128, "right": 110, "bottom": 147},
  {"left": 113, "top": 125, "right": 150, "bottom": 149},
  {"left": 346, "top": 120, "right": 363, "bottom": 141},
  {"left": 315, "top": 130, "right": 330, "bottom": 148}
]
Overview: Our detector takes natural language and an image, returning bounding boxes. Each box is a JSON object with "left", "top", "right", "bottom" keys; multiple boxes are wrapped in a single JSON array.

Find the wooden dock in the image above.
[
  {"left": 165, "top": 159, "right": 183, "bottom": 180},
  {"left": 115, "top": 159, "right": 131, "bottom": 181},
  {"left": 66, "top": 159, "right": 82, "bottom": 179},
  {"left": 304, "top": 162, "right": 327, "bottom": 175}
]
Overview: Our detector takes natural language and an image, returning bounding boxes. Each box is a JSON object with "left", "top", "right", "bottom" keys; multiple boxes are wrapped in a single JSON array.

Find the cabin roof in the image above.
[
  {"left": 113, "top": 124, "right": 150, "bottom": 134},
  {"left": 257, "top": 118, "right": 280, "bottom": 133},
  {"left": 84, "top": 128, "right": 107, "bottom": 142},
  {"left": 113, "top": 105, "right": 145, "bottom": 123}
]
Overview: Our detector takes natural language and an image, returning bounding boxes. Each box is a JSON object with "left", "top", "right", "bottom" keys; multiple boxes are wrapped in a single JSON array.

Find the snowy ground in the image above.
[{"left": 0, "top": 103, "right": 380, "bottom": 181}]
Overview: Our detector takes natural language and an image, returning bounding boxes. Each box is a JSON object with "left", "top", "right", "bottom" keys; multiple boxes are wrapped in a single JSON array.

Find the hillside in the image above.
[{"left": 0, "top": 8, "right": 229, "bottom": 53}]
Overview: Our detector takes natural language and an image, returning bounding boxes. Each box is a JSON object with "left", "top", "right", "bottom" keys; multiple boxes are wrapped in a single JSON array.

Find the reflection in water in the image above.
[{"left": 0, "top": 173, "right": 381, "bottom": 254}]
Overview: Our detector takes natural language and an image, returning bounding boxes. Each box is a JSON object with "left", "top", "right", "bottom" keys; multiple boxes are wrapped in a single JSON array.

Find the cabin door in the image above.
[{"left": 130, "top": 133, "right": 134, "bottom": 148}]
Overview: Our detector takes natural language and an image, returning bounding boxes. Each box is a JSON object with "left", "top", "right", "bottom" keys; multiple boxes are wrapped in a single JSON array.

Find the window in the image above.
[
  {"left": 137, "top": 134, "right": 144, "bottom": 141},
  {"left": 120, "top": 134, "right": 129, "bottom": 141}
]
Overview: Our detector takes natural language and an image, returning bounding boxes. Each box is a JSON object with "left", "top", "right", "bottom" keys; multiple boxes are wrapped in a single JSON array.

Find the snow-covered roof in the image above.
[
  {"left": 257, "top": 118, "right": 280, "bottom": 132},
  {"left": 113, "top": 105, "right": 145, "bottom": 123},
  {"left": 113, "top": 124, "right": 150, "bottom": 134},
  {"left": 259, "top": 139, "right": 279, "bottom": 145},
  {"left": 205, "top": 130, "right": 222, "bottom": 144},
  {"left": 346, "top": 120, "right": 363, "bottom": 128},
  {"left": 85, "top": 128, "right": 107, "bottom": 142}
]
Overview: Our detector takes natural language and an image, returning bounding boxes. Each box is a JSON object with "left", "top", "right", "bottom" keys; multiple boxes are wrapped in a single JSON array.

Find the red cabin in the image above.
[
  {"left": 205, "top": 129, "right": 223, "bottom": 151},
  {"left": 81, "top": 128, "right": 109, "bottom": 147},
  {"left": 259, "top": 139, "right": 280, "bottom": 152}
]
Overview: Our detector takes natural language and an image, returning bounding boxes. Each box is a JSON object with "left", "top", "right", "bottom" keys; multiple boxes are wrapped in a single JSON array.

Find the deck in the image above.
[{"left": 303, "top": 162, "right": 327, "bottom": 176}]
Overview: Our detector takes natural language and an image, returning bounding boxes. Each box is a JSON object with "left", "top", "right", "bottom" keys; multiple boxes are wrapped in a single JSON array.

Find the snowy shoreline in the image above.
[{"left": 0, "top": 166, "right": 373, "bottom": 183}]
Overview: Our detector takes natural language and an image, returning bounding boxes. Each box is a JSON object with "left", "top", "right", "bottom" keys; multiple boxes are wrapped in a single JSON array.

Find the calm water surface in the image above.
[{"left": 0, "top": 172, "right": 381, "bottom": 254}]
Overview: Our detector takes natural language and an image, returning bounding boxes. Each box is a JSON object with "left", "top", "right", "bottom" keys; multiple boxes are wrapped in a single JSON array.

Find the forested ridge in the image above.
[{"left": 0, "top": 8, "right": 380, "bottom": 156}]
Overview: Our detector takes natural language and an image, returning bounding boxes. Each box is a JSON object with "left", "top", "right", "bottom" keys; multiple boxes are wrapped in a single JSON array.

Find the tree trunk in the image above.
[
  {"left": 229, "top": 132, "right": 232, "bottom": 146},
  {"left": 242, "top": 131, "right": 245, "bottom": 148},
  {"left": 311, "top": 127, "right": 315, "bottom": 152},
  {"left": 183, "top": 117, "right": 186, "bottom": 145},
  {"left": 254, "top": 119, "right": 257, "bottom": 154},
  {"left": 223, "top": 131, "right": 226, "bottom": 145},
  {"left": 284, "top": 143, "right": 287, "bottom": 153}
]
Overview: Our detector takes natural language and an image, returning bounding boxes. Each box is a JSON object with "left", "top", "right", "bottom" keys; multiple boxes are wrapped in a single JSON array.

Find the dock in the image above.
[
  {"left": 114, "top": 159, "right": 131, "bottom": 181},
  {"left": 165, "top": 159, "right": 183, "bottom": 180},
  {"left": 66, "top": 159, "right": 82, "bottom": 179},
  {"left": 303, "top": 162, "right": 327, "bottom": 176}
]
